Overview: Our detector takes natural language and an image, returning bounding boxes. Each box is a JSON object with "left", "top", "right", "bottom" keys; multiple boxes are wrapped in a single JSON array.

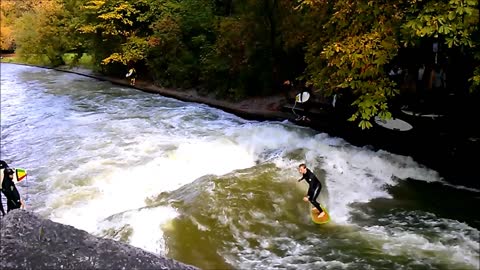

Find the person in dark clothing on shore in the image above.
[
  {"left": 1, "top": 160, "right": 25, "bottom": 216},
  {"left": 297, "top": 163, "right": 325, "bottom": 218}
]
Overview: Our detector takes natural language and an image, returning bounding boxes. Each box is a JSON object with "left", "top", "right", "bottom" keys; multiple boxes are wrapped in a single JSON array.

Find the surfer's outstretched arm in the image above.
[{"left": 297, "top": 173, "right": 307, "bottom": 182}]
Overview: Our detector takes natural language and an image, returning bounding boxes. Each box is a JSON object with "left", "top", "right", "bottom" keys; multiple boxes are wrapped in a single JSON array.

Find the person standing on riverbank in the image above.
[
  {"left": 126, "top": 67, "right": 137, "bottom": 86},
  {"left": 0, "top": 160, "right": 25, "bottom": 215}
]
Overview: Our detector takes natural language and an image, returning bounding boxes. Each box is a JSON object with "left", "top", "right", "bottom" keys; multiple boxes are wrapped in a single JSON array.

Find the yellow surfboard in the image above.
[{"left": 311, "top": 206, "right": 330, "bottom": 224}]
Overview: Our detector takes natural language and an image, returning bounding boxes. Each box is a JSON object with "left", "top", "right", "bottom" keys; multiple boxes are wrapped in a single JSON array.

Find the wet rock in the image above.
[{"left": 0, "top": 210, "right": 198, "bottom": 270}]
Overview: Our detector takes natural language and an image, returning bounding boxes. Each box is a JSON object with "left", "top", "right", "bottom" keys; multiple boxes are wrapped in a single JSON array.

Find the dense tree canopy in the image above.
[{"left": 2, "top": 0, "right": 478, "bottom": 128}]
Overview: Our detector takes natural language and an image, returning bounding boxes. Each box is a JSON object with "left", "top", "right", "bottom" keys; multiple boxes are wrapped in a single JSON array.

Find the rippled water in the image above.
[{"left": 1, "top": 63, "right": 478, "bottom": 269}]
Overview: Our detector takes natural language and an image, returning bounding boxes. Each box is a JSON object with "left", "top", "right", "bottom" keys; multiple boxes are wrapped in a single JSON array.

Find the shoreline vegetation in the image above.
[
  {"left": 2, "top": 0, "right": 478, "bottom": 129},
  {"left": 2, "top": 56, "right": 479, "bottom": 190}
]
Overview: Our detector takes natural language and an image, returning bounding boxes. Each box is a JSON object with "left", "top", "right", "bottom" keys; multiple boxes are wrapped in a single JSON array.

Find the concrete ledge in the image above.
[{"left": 0, "top": 210, "right": 199, "bottom": 270}]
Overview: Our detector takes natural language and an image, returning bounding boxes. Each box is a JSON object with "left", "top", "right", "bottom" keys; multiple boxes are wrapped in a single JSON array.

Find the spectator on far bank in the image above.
[
  {"left": 126, "top": 67, "right": 137, "bottom": 86},
  {"left": 389, "top": 65, "right": 403, "bottom": 87},
  {"left": 429, "top": 64, "right": 446, "bottom": 92},
  {"left": 417, "top": 64, "right": 426, "bottom": 92}
]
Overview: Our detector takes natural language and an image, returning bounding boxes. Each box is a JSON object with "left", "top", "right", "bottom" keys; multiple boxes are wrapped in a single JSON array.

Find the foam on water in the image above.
[
  {"left": 45, "top": 137, "right": 255, "bottom": 233},
  {"left": 228, "top": 233, "right": 353, "bottom": 270},
  {"left": 363, "top": 215, "right": 479, "bottom": 269},
  {"left": 96, "top": 206, "right": 179, "bottom": 255}
]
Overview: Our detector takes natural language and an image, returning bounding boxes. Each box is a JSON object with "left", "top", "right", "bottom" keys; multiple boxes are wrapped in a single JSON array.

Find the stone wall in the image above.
[{"left": 0, "top": 210, "right": 198, "bottom": 270}]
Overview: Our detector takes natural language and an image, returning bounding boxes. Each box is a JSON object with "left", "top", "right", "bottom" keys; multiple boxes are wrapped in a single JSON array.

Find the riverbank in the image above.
[
  {"left": 58, "top": 66, "right": 293, "bottom": 122},
  {"left": 0, "top": 210, "right": 198, "bottom": 270},
  {"left": 2, "top": 61, "right": 479, "bottom": 189}
]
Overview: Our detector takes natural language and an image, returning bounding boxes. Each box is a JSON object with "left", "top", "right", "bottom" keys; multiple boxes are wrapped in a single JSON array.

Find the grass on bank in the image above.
[{"left": 0, "top": 53, "right": 94, "bottom": 69}]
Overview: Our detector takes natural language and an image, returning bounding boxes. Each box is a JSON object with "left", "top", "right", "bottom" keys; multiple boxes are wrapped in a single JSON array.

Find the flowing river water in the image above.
[{"left": 1, "top": 63, "right": 479, "bottom": 270}]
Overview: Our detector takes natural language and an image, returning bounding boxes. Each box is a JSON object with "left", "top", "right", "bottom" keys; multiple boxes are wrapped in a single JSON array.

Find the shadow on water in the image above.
[{"left": 351, "top": 178, "right": 480, "bottom": 230}]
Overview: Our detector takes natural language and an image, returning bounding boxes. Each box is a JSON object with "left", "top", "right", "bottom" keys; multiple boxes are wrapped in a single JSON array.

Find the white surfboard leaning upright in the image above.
[{"left": 295, "top": 92, "right": 310, "bottom": 104}]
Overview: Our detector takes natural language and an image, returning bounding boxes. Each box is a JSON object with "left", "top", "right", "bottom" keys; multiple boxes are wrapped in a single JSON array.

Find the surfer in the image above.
[
  {"left": 0, "top": 160, "right": 25, "bottom": 215},
  {"left": 297, "top": 164, "right": 325, "bottom": 218}
]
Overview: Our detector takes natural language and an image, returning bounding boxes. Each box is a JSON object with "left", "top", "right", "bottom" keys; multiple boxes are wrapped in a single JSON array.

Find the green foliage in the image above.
[
  {"left": 301, "top": 0, "right": 402, "bottom": 129},
  {"left": 79, "top": 0, "right": 139, "bottom": 35},
  {"left": 402, "top": 0, "right": 479, "bottom": 48},
  {"left": 63, "top": 53, "right": 94, "bottom": 68},
  {"left": 470, "top": 51, "right": 480, "bottom": 92},
  {"left": 201, "top": 0, "right": 298, "bottom": 98},
  {"left": 300, "top": 0, "right": 479, "bottom": 128},
  {"left": 13, "top": 0, "right": 70, "bottom": 67},
  {"left": 78, "top": 0, "right": 151, "bottom": 70},
  {"left": 145, "top": 0, "right": 212, "bottom": 88},
  {"left": 402, "top": 0, "right": 479, "bottom": 94},
  {"left": 200, "top": 17, "right": 250, "bottom": 94},
  {"left": 102, "top": 35, "right": 149, "bottom": 65},
  {"left": 1, "top": 54, "right": 51, "bottom": 66}
]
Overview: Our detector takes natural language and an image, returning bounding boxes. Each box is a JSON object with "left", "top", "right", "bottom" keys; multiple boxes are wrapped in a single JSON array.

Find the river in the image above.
[{"left": 1, "top": 63, "right": 478, "bottom": 269}]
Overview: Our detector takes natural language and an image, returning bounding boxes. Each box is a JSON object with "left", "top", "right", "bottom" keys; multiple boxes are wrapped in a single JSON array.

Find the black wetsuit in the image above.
[
  {"left": 1, "top": 168, "right": 22, "bottom": 215},
  {"left": 299, "top": 168, "right": 323, "bottom": 214}
]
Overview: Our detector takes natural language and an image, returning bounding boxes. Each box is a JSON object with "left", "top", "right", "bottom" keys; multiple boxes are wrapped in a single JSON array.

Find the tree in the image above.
[
  {"left": 78, "top": 0, "right": 150, "bottom": 72},
  {"left": 144, "top": 0, "right": 215, "bottom": 88},
  {"left": 299, "top": 0, "right": 479, "bottom": 128},
  {"left": 402, "top": 0, "right": 479, "bottom": 93},
  {"left": 1, "top": 0, "right": 40, "bottom": 51},
  {"left": 14, "top": 0, "right": 70, "bottom": 66},
  {"left": 1, "top": 11, "right": 15, "bottom": 50},
  {"left": 301, "top": 1, "right": 401, "bottom": 129}
]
